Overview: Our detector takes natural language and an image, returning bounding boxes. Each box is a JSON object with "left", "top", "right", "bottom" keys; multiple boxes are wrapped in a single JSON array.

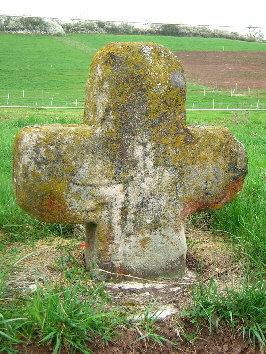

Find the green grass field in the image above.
[
  {"left": 1, "top": 33, "right": 266, "bottom": 108},
  {"left": 63, "top": 33, "right": 266, "bottom": 51},
  {"left": 0, "top": 33, "right": 265, "bottom": 351}
]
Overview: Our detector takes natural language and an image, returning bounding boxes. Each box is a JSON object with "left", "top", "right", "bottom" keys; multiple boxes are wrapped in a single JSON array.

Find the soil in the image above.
[
  {"left": 173, "top": 51, "right": 266, "bottom": 90},
  {"left": 14, "top": 323, "right": 260, "bottom": 354},
  {"left": 4, "top": 226, "right": 263, "bottom": 353}
]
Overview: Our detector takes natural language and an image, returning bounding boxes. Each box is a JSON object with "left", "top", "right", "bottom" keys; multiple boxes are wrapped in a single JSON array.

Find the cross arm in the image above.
[
  {"left": 179, "top": 125, "right": 248, "bottom": 218},
  {"left": 13, "top": 124, "right": 112, "bottom": 223}
]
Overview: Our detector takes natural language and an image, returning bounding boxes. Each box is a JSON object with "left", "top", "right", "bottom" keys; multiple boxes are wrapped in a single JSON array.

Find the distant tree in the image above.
[
  {"left": 118, "top": 22, "right": 136, "bottom": 34},
  {"left": 247, "top": 25, "right": 264, "bottom": 42},
  {"left": 158, "top": 23, "right": 180, "bottom": 36},
  {"left": 96, "top": 21, "right": 106, "bottom": 30},
  {"left": 104, "top": 22, "right": 118, "bottom": 33},
  {"left": 0, "top": 16, "right": 65, "bottom": 35},
  {"left": 62, "top": 20, "right": 97, "bottom": 33}
]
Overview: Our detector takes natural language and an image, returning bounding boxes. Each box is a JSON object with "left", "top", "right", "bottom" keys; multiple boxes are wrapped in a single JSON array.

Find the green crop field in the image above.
[{"left": 0, "top": 33, "right": 265, "bottom": 352}]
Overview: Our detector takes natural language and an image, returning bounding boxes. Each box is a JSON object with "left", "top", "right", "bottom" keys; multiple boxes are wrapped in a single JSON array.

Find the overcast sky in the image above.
[{"left": 1, "top": 0, "right": 266, "bottom": 37}]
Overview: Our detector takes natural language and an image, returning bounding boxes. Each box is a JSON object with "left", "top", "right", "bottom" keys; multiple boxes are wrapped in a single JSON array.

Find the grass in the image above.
[
  {"left": 0, "top": 254, "right": 33, "bottom": 351},
  {"left": 0, "top": 33, "right": 265, "bottom": 351},
  {"left": 182, "top": 275, "right": 265, "bottom": 346},
  {"left": 0, "top": 251, "right": 173, "bottom": 353},
  {"left": 187, "top": 110, "right": 266, "bottom": 272},
  {"left": 67, "top": 33, "right": 266, "bottom": 52},
  {"left": 0, "top": 107, "right": 264, "bottom": 351},
  {"left": 0, "top": 34, "right": 89, "bottom": 107},
  {"left": 0, "top": 33, "right": 266, "bottom": 107},
  {"left": 21, "top": 276, "right": 121, "bottom": 352},
  {"left": 0, "top": 256, "right": 122, "bottom": 353},
  {"left": 187, "top": 84, "right": 266, "bottom": 110}
]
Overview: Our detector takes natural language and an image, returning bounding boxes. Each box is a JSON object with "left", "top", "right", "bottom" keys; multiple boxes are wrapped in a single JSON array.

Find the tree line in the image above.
[{"left": 0, "top": 15, "right": 264, "bottom": 42}]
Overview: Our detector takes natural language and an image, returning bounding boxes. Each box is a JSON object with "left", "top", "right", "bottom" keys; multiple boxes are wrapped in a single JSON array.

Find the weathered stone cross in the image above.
[{"left": 13, "top": 42, "right": 247, "bottom": 279}]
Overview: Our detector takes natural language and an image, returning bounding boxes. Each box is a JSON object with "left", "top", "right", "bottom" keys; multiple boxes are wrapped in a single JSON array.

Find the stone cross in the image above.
[{"left": 13, "top": 42, "right": 247, "bottom": 279}]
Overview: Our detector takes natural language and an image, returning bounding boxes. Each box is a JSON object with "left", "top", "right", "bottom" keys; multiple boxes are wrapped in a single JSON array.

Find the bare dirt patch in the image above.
[
  {"left": 174, "top": 51, "right": 266, "bottom": 90},
  {"left": 85, "top": 321, "right": 259, "bottom": 354}
]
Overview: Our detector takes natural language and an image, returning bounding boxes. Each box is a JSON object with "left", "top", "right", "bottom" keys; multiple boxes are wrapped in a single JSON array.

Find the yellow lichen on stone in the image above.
[
  {"left": 12, "top": 124, "right": 110, "bottom": 223},
  {"left": 12, "top": 42, "right": 248, "bottom": 280},
  {"left": 84, "top": 42, "right": 185, "bottom": 128},
  {"left": 83, "top": 42, "right": 187, "bottom": 184}
]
